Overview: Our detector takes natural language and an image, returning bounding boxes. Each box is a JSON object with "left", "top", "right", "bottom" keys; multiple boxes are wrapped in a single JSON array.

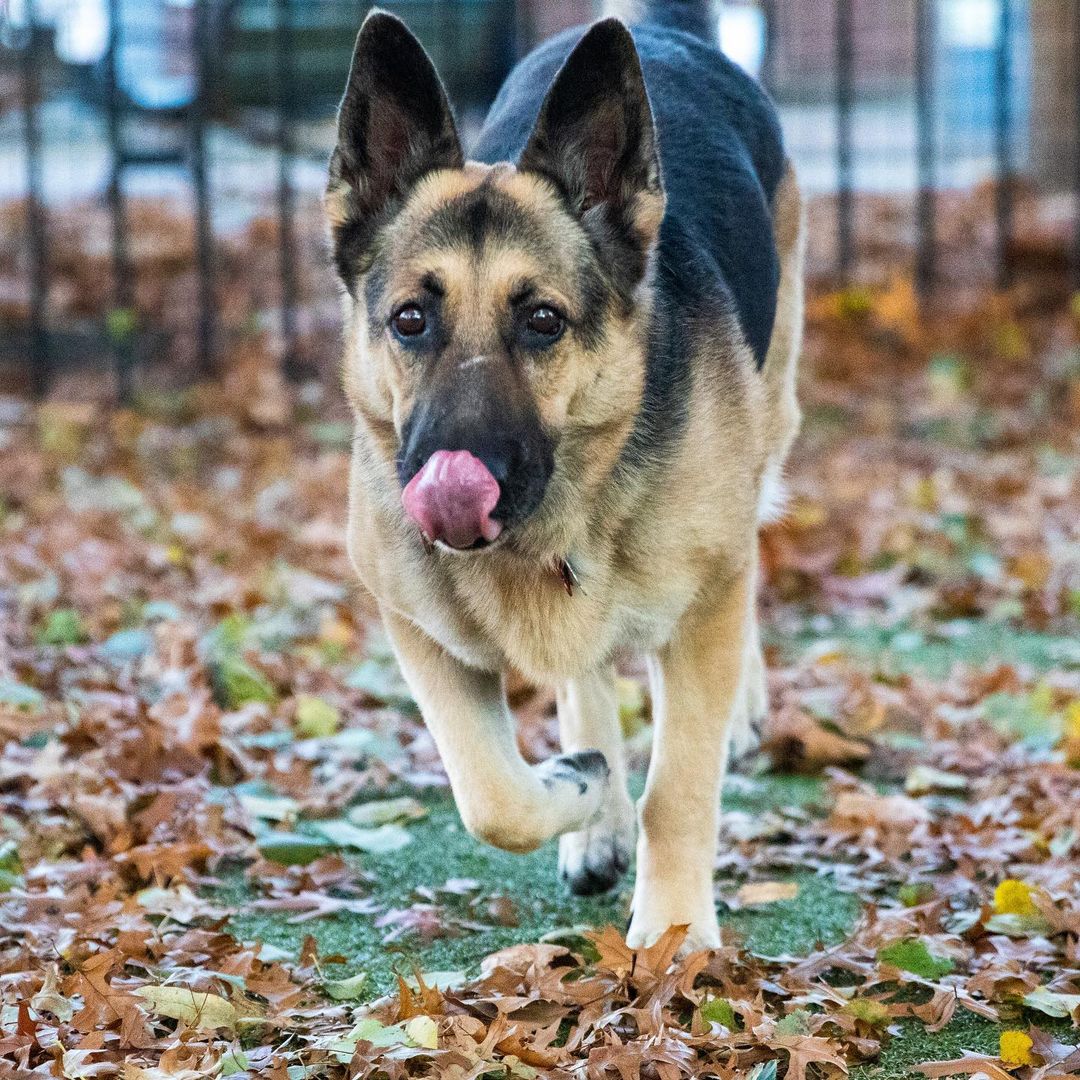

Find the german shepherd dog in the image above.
[{"left": 327, "top": 0, "right": 803, "bottom": 950}]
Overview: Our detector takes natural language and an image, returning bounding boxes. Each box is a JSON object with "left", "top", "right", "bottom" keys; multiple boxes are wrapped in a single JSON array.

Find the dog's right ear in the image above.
[{"left": 327, "top": 11, "right": 463, "bottom": 287}]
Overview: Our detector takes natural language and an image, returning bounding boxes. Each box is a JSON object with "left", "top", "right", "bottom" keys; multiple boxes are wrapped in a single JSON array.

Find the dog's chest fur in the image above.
[{"left": 347, "top": 486, "right": 696, "bottom": 680}]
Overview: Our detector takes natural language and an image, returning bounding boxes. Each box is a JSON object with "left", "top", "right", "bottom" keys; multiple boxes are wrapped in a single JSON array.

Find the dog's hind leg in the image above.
[
  {"left": 729, "top": 553, "right": 767, "bottom": 759},
  {"left": 627, "top": 566, "right": 753, "bottom": 952},
  {"left": 556, "top": 666, "right": 636, "bottom": 895},
  {"left": 381, "top": 607, "right": 609, "bottom": 854}
]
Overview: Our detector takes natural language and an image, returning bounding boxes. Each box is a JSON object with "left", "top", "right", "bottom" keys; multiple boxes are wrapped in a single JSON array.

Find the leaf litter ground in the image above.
[{"left": 1, "top": 278, "right": 1080, "bottom": 1078}]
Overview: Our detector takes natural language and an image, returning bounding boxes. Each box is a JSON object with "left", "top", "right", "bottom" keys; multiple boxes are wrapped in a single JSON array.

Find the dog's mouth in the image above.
[{"left": 401, "top": 450, "right": 505, "bottom": 552}]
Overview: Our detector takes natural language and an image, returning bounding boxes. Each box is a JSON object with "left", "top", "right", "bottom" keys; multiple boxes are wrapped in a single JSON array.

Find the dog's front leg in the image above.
[
  {"left": 381, "top": 607, "right": 610, "bottom": 853},
  {"left": 626, "top": 568, "right": 752, "bottom": 951},
  {"left": 557, "top": 666, "right": 636, "bottom": 895}
]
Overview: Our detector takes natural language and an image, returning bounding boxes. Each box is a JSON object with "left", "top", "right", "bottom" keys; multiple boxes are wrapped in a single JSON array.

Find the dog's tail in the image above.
[{"left": 603, "top": 0, "right": 718, "bottom": 42}]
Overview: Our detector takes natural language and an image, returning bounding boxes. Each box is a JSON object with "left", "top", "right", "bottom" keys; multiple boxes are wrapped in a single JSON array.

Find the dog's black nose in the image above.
[{"left": 398, "top": 373, "right": 554, "bottom": 536}]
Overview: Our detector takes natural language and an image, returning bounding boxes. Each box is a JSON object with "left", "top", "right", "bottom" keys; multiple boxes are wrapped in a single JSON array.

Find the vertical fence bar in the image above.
[
  {"left": 913, "top": 0, "right": 936, "bottom": 304},
  {"left": 105, "top": 0, "right": 136, "bottom": 403},
  {"left": 759, "top": 0, "right": 777, "bottom": 92},
  {"left": 834, "top": 0, "right": 855, "bottom": 284},
  {"left": 20, "top": 0, "right": 50, "bottom": 397},
  {"left": 993, "top": 0, "right": 1013, "bottom": 291},
  {"left": 192, "top": 0, "right": 216, "bottom": 376},
  {"left": 274, "top": 0, "right": 300, "bottom": 379},
  {"left": 514, "top": 0, "right": 535, "bottom": 59},
  {"left": 1074, "top": 0, "right": 1080, "bottom": 288}
]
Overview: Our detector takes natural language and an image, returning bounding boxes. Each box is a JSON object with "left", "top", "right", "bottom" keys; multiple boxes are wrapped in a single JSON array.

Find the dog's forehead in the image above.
[{"left": 393, "top": 164, "right": 574, "bottom": 266}]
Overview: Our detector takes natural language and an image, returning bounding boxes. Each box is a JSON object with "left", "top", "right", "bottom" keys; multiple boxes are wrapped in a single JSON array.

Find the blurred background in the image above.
[{"left": 0, "top": 0, "right": 1078, "bottom": 399}]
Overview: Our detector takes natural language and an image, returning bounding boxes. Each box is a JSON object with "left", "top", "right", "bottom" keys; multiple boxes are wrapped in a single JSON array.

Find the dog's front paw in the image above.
[
  {"left": 538, "top": 749, "right": 610, "bottom": 793},
  {"left": 627, "top": 865, "right": 721, "bottom": 955},
  {"left": 625, "top": 908, "right": 721, "bottom": 955},
  {"left": 559, "top": 801, "right": 635, "bottom": 896}
]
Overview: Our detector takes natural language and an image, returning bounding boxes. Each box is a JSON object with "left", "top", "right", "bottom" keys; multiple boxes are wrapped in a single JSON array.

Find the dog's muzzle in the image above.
[{"left": 401, "top": 449, "right": 504, "bottom": 550}]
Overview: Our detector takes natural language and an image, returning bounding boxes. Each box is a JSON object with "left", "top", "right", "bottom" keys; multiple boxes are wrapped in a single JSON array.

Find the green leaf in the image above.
[
  {"left": 205, "top": 613, "right": 251, "bottom": 655},
  {"left": 877, "top": 939, "right": 954, "bottom": 979},
  {"left": 347, "top": 796, "right": 427, "bottom": 828},
  {"left": 101, "top": 628, "right": 154, "bottom": 661},
  {"left": 106, "top": 306, "right": 138, "bottom": 343},
  {"left": 318, "top": 1018, "right": 418, "bottom": 1062},
  {"left": 842, "top": 998, "right": 891, "bottom": 1027},
  {"left": 984, "top": 912, "right": 1053, "bottom": 937},
  {"left": 904, "top": 766, "right": 967, "bottom": 795},
  {"left": 294, "top": 696, "right": 341, "bottom": 739},
  {"left": 311, "top": 820, "right": 412, "bottom": 854},
  {"left": 322, "top": 972, "right": 368, "bottom": 1001},
  {"left": 0, "top": 680, "right": 45, "bottom": 712},
  {"left": 219, "top": 1049, "right": 250, "bottom": 1077},
  {"left": 0, "top": 840, "right": 24, "bottom": 893},
  {"left": 239, "top": 793, "right": 300, "bottom": 823},
  {"left": 1022, "top": 986, "right": 1080, "bottom": 1019},
  {"left": 256, "top": 833, "right": 333, "bottom": 866},
  {"left": 210, "top": 655, "right": 277, "bottom": 710},
  {"left": 700, "top": 997, "right": 736, "bottom": 1029},
  {"left": 898, "top": 882, "right": 936, "bottom": 907},
  {"left": 134, "top": 986, "right": 237, "bottom": 1030},
  {"left": 775, "top": 1009, "right": 812, "bottom": 1036},
  {"left": 37, "top": 608, "right": 87, "bottom": 646}
]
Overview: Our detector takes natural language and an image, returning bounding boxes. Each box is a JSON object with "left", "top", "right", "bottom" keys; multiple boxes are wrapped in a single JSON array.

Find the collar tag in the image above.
[{"left": 556, "top": 557, "right": 581, "bottom": 597}]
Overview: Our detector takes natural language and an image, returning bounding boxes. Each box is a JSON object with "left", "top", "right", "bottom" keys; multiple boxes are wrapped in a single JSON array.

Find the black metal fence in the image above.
[{"left": 1, "top": 0, "right": 1079, "bottom": 400}]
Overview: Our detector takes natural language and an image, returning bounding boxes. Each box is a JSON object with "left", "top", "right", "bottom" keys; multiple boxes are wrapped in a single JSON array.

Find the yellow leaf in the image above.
[
  {"left": 295, "top": 695, "right": 341, "bottom": 738},
  {"left": 789, "top": 498, "right": 826, "bottom": 530},
  {"left": 404, "top": 1015, "right": 438, "bottom": 1049},
  {"left": 736, "top": 881, "right": 800, "bottom": 907},
  {"left": 994, "top": 321, "right": 1029, "bottom": 362},
  {"left": 319, "top": 617, "right": 354, "bottom": 647},
  {"left": 993, "top": 879, "right": 1039, "bottom": 917},
  {"left": 1065, "top": 701, "right": 1080, "bottom": 741},
  {"left": 999, "top": 1030, "right": 1035, "bottom": 1067},
  {"left": 617, "top": 677, "right": 648, "bottom": 738},
  {"left": 1063, "top": 701, "right": 1080, "bottom": 768},
  {"left": 135, "top": 986, "right": 237, "bottom": 1031}
]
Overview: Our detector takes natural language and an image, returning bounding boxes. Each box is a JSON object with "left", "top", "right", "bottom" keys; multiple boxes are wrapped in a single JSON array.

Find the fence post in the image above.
[
  {"left": 105, "top": 0, "right": 136, "bottom": 403},
  {"left": 759, "top": 0, "right": 777, "bottom": 92},
  {"left": 914, "top": 0, "right": 936, "bottom": 304},
  {"left": 20, "top": 0, "right": 50, "bottom": 398},
  {"left": 1075, "top": 0, "right": 1080, "bottom": 288},
  {"left": 192, "top": 0, "right": 216, "bottom": 377},
  {"left": 993, "top": 0, "right": 1013, "bottom": 291},
  {"left": 275, "top": 0, "right": 301, "bottom": 380},
  {"left": 834, "top": 0, "right": 855, "bottom": 285}
]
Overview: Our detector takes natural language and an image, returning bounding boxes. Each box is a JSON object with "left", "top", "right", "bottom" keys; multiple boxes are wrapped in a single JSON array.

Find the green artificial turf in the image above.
[{"left": 224, "top": 773, "right": 849, "bottom": 993}]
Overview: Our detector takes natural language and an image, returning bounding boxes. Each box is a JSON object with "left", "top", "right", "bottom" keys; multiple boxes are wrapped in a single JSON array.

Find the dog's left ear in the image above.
[
  {"left": 328, "top": 11, "right": 463, "bottom": 285},
  {"left": 520, "top": 19, "right": 665, "bottom": 274}
]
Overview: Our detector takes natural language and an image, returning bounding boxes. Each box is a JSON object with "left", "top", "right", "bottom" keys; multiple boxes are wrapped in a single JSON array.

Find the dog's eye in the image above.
[
  {"left": 526, "top": 306, "right": 563, "bottom": 338},
  {"left": 392, "top": 305, "right": 426, "bottom": 338}
]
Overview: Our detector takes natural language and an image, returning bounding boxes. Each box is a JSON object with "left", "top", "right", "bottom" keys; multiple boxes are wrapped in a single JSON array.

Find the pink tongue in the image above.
[{"left": 401, "top": 450, "right": 503, "bottom": 549}]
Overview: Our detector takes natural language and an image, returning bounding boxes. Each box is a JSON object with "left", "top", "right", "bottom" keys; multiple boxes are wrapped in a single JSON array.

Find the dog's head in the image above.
[{"left": 328, "top": 13, "right": 664, "bottom": 552}]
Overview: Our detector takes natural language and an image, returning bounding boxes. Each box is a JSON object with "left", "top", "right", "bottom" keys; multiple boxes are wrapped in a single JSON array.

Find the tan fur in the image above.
[{"left": 338, "top": 157, "right": 804, "bottom": 948}]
